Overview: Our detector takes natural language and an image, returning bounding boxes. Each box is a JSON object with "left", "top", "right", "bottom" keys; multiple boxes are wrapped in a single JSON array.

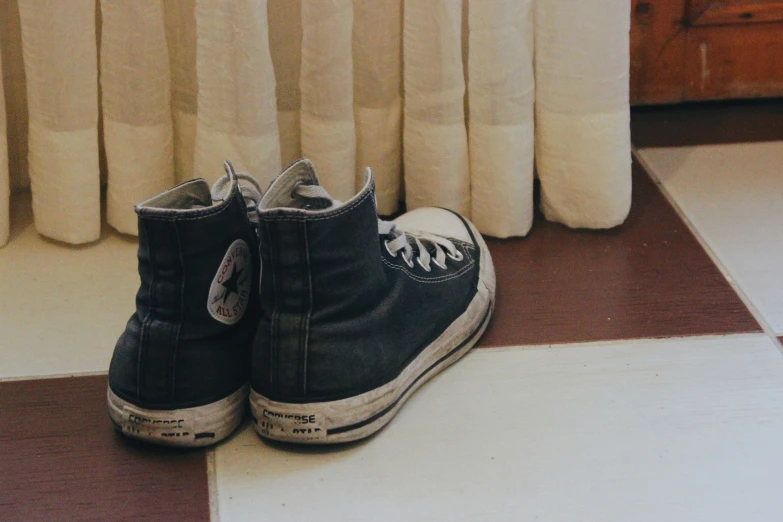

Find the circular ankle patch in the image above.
[{"left": 208, "top": 239, "right": 252, "bottom": 325}]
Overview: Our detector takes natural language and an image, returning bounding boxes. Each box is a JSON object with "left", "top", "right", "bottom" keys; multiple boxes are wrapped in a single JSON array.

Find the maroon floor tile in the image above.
[
  {"left": 0, "top": 375, "right": 210, "bottom": 522},
  {"left": 632, "top": 98, "right": 783, "bottom": 148},
  {"left": 478, "top": 158, "right": 760, "bottom": 348}
]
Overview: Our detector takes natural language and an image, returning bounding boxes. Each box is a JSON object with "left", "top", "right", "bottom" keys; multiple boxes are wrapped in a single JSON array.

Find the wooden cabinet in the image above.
[{"left": 631, "top": 0, "right": 783, "bottom": 104}]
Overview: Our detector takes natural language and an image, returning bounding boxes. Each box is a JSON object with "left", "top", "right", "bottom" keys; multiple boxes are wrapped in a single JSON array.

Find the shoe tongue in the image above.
[
  {"left": 293, "top": 183, "right": 337, "bottom": 209},
  {"left": 260, "top": 158, "right": 337, "bottom": 211}
]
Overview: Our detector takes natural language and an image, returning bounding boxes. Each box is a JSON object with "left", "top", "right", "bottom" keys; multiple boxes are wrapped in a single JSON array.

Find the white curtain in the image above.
[
  {"left": 17, "top": 0, "right": 101, "bottom": 245},
  {"left": 535, "top": 0, "right": 632, "bottom": 228},
  {"left": 0, "top": 0, "right": 632, "bottom": 246},
  {"left": 267, "top": 0, "right": 302, "bottom": 168},
  {"left": 100, "top": 0, "right": 175, "bottom": 234},
  {"left": 193, "top": 0, "right": 280, "bottom": 186},
  {"left": 353, "top": 0, "right": 402, "bottom": 215},
  {"left": 164, "top": 0, "right": 198, "bottom": 184},
  {"left": 403, "top": 0, "right": 470, "bottom": 216},
  {"left": 469, "top": 0, "right": 535, "bottom": 237}
]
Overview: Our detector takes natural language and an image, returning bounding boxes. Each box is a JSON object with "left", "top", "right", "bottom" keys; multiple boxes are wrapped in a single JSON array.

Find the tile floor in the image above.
[{"left": 2, "top": 101, "right": 783, "bottom": 521}]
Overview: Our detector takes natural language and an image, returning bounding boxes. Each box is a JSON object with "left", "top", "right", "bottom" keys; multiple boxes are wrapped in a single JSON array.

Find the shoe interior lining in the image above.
[{"left": 138, "top": 179, "right": 213, "bottom": 210}]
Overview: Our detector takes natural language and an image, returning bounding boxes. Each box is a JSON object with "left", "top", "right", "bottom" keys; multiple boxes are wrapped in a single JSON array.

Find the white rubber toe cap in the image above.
[{"left": 392, "top": 207, "right": 473, "bottom": 244}]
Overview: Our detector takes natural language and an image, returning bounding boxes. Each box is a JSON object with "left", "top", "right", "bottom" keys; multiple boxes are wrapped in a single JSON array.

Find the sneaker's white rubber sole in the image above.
[
  {"left": 107, "top": 384, "right": 248, "bottom": 448},
  {"left": 250, "top": 221, "right": 496, "bottom": 444}
]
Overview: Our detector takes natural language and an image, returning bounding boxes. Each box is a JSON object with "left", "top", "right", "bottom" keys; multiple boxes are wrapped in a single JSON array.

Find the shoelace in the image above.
[
  {"left": 295, "top": 184, "right": 464, "bottom": 272},
  {"left": 211, "top": 170, "right": 265, "bottom": 223}
]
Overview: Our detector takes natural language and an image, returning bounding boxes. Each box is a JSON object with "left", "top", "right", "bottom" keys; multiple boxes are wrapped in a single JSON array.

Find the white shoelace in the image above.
[
  {"left": 295, "top": 183, "right": 464, "bottom": 272},
  {"left": 211, "top": 172, "right": 264, "bottom": 223}
]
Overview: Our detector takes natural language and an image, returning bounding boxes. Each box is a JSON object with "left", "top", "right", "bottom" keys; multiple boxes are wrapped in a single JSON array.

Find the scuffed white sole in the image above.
[
  {"left": 250, "top": 221, "right": 496, "bottom": 444},
  {"left": 107, "top": 384, "right": 248, "bottom": 448}
]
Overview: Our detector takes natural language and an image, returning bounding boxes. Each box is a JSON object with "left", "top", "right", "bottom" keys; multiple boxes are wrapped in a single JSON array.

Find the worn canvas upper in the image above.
[
  {"left": 109, "top": 174, "right": 260, "bottom": 409},
  {"left": 251, "top": 160, "right": 483, "bottom": 402}
]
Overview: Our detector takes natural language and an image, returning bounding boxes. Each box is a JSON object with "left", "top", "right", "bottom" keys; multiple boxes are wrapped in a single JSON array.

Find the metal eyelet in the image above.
[
  {"left": 447, "top": 249, "right": 464, "bottom": 262},
  {"left": 384, "top": 240, "right": 398, "bottom": 258},
  {"left": 432, "top": 258, "right": 447, "bottom": 270},
  {"left": 403, "top": 253, "right": 415, "bottom": 268},
  {"left": 416, "top": 257, "right": 432, "bottom": 272}
]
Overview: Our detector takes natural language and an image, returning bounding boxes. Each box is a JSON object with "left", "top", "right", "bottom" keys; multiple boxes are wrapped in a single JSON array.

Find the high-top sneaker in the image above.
[
  {"left": 249, "top": 159, "right": 496, "bottom": 443},
  {"left": 108, "top": 163, "right": 263, "bottom": 447}
]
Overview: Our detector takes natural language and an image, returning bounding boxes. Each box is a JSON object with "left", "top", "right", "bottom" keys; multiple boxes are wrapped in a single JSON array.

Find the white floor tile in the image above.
[
  {"left": 0, "top": 192, "right": 139, "bottom": 378},
  {"left": 216, "top": 335, "right": 783, "bottom": 522},
  {"left": 639, "top": 142, "right": 783, "bottom": 333}
]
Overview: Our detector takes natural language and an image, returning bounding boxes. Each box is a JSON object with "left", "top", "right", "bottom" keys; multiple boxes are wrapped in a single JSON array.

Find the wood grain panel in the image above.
[
  {"left": 478, "top": 158, "right": 760, "bottom": 348},
  {"left": 685, "top": 23, "right": 783, "bottom": 100},
  {"left": 630, "top": 0, "right": 687, "bottom": 104},
  {"left": 689, "top": 0, "right": 783, "bottom": 25},
  {"left": 0, "top": 375, "right": 211, "bottom": 522}
]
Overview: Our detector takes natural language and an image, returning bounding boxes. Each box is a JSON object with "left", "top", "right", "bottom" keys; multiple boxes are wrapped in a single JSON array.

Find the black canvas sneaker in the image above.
[
  {"left": 249, "top": 159, "right": 496, "bottom": 443},
  {"left": 107, "top": 163, "right": 263, "bottom": 447}
]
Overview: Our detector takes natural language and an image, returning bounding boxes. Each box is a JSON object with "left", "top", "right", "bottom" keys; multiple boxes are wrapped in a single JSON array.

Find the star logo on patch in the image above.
[
  {"left": 213, "top": 264, "right": 245, "bottom": 305},
  {"left": 207, "top": 239, "right": 251, "bottom": 325}
]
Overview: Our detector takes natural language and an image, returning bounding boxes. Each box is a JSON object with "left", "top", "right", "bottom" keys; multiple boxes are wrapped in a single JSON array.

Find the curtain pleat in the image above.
[
  {"left": 3, "top": 1, "right": 634, "bottom": 244},
  {"left": 0, "top": 46, "right": 9, "bottom": 246},
  {"left": 535, "top": 0, "right": 632, "bottom": 229},
  {"left": 1, "top": 0, "right": 29, "bottom": 192},
  {"left": 300, "top": 0, "right": 356, "bottom": 201},
  {"left": 353, "top": 0, "right": 403, "bottom": 215},
  {"left": 468, "top": 0, "right": 535, "bottom": 238},
  {"left": 18, "top": 0, "right": 100, "bottom": 244},
  {"left": 164, "top": 0, "right": 198, "bottom": 183},
  {"left": 100, "top": 0, "right": 174, "bottom": 235},
  {"left": 194, "top": 0, "right": 280, "bottom": 185},
  {"left": 403, "top": 0, "right": 470, "bottom": 216},
  {"left": 267, "top": 0, "right": 302, "bottom": 168}
]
